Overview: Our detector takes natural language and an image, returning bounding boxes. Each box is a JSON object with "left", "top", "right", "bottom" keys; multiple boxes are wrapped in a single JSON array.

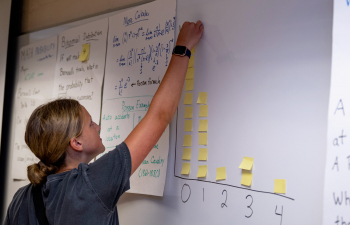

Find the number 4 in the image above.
[{"left": 275, "top": 205, "right": 283, "bottom": 225}]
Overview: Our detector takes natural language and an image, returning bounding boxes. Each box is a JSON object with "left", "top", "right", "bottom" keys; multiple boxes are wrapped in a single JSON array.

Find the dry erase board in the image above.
[{"left": 117, "top": 0, "right": 332, "bottom": 224}]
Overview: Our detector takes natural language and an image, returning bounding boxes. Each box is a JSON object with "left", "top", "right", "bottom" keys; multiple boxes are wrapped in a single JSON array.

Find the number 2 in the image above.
[{"left": 221, "top": 190, "right": 228, "bottom": 208}]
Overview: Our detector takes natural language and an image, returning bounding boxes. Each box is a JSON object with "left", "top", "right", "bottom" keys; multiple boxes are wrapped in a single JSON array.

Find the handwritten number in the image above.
[
  {"left": 245, "top": 195, "right": 253, "bottom": 218},
  {"left": 275, "top": 205, "right": 283, "bottom": 225},
  {"left": 181, "top": 184, "right": 191, "bottom": 203},
  {"left": 221, "top": 190, "right": 228, "bottom": 208},
  {"left": 203, "top": 188, "right": 204, "bottom": 202}
]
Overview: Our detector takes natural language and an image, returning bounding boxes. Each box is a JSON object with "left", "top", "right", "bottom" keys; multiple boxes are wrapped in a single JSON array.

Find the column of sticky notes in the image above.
[
  {"left": 238, "top": 157, "right": 286, "bottom": 194},
  {"left": 181, "top": 48, "right": 195, "bottom": 175},
  {"left": 197, "top": 91, "right": 208, "bottom": 178},
  {"left": 239, "top": 157, "right": 254, "bottom": 186}
]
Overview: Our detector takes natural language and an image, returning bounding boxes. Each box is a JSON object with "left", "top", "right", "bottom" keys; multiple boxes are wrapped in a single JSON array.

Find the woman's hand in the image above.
[{"left": 176, "top": 20, "right": 204, "bottom": 50}]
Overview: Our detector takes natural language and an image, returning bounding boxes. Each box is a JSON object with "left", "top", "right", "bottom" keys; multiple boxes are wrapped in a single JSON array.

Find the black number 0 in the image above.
[{"left": 181, "top": 184, "right": 191, "bottom": 203}]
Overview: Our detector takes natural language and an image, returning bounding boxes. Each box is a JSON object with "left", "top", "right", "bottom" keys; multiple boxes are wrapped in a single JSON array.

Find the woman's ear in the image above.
[{"left": 69, "top": 137, "right": 83, "bottom": 152}]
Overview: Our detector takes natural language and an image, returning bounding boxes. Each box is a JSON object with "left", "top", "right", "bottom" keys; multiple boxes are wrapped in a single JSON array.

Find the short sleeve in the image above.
[{"left": 87, "top": 142, "right": 131, "bottom": 210}]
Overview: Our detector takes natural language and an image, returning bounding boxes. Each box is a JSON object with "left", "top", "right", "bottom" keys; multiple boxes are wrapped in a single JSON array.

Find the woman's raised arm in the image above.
[{"left": 125, "top": 21, "right": 204, "bottom": 175}]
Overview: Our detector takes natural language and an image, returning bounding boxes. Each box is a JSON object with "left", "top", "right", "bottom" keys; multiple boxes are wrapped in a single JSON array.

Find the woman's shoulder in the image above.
[
  {"left": 10, "top": 183, "right": 32, "bottom": 205},
  {"left": 5, "top": 183, "right": 36, "bottom": 225}
]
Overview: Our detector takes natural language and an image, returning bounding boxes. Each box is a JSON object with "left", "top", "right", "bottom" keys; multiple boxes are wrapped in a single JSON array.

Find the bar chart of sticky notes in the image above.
[
  {"left": 176, "top": 46, "right": 290, "bottom": 200},
  {"left": 181, "top": 48, "right": 209, "bottom": 178}
]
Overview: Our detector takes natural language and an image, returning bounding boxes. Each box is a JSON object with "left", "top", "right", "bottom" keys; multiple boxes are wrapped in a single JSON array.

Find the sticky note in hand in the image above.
[
  {"left": 197, "top": 165, "right": 207, "bottom": 178},
  {"left": 216, "top": 167, "right": 226, "bottom": 180},
  {"left": 182, "top": 148, "right": 191, "bottom": 160},
  {"left": 241, "top": 170, "right": 253, "bottom": 186},
  {"left": 181, "top": 163, "right": 191, "bottom": 175},
  {"left": 274, "top": 179, "right": 286, "bottom": 194},
  {"left": 239, "top": 157, "right": 254, "bottom": 171},
  {"left": 78, "top": 44, "right": 90, "bottom": 62}
]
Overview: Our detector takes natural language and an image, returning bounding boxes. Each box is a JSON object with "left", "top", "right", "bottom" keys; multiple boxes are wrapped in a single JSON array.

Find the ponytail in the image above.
[{"left": 27, "top": 162, "right": 57, "bottom": 185}]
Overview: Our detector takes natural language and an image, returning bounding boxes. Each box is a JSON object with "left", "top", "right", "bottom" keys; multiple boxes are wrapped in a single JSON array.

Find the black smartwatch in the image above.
[{"left": 172, "top": 46, "right": 191, "bottom": 58}]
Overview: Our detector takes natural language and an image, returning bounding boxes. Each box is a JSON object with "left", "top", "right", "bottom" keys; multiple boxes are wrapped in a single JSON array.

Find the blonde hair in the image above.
[{"left": 26, "top": 99, "right": 83, "bottom": 185}]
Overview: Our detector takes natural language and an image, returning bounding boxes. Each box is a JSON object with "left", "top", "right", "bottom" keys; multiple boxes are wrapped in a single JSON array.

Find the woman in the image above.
[{"left": 4, "top": 20, "right": 203, "bottom": 225}]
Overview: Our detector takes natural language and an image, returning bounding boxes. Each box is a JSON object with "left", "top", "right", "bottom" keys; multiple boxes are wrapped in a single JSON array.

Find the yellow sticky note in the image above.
[
  {"left": 274, "top": 179, "right": 286, "bottom": 194},
  {"left": 78, "top": 44, "right": 90, "bottom": 61},
  {"left": 184, "top": 107, "right": 193, "bottom": 118},
  {"left": 184, "top": 93, "right": 193, "bottom": 105},
  {"left": 186, "top": 68, "right": 194, "bottom": 80},
  {"left": 183, "top": 135, "right": 192, "bottom": 146},
  {"left": 182, "top": 148, "right": 191, "bottom": 160},
  {"left": 198, "top": 148, "right": 208, "bottom": 161},
  {"left": 185, "top": 79, "right": 194, "bottom": 91},
  {"left": 184, "top": 120, "right": 193, "bottom": 132},
  {"left": 239, "top": 157, "right": 254, "bottom": 170},
  {"left": 199, "top": 105, "right": 208, "bottom": 117},
  {"left": 241, "top": 170, "right": 253, "bottom": 186},
  {"left": 181, "top": 163, "right": 191, "bottom": 175},
  {"left": 188, "top": 47, "right": 195, "bottom": 68},
  {"left": 188, "top": 56, "right": 195, "bottom": 68},
  {"left": 197, "top": 92, "right": 207, "bottom": 104},
  {"left": 199, "top": 133, "right": 207, "bottom": 145},
  {"left": 216, "top": 167, "right": 226, "bottom": 180},
  {"left": 197, "top": 165, "right": 207, "bottom": 178},
  {"left": 198, "top": 120, "right": 208, "bottom": 132}
]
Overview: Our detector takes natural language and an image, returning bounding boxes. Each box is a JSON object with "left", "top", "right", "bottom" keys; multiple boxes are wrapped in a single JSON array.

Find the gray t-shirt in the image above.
[{"left": 4, "top": 142, "right": 131, "bottom": 225}]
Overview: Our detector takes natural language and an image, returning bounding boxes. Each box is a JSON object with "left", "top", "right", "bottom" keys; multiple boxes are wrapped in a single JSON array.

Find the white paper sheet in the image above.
[
  {"left": 12, "top": 36, "right": 57, "bottom": 179},
  {"left": 52, "top": 18, "right": 108, "bottom": 123},
  {"left": 323, "top": 1, "right": 350, "bottom": 224},
  {"left": 99, "top": 0, "right": 176, "bottom": 196}
]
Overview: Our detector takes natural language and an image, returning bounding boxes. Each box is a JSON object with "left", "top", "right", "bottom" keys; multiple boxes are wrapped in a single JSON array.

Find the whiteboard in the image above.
[
  {"left": 11, "top": 37, "right": 57, "bottom": 179},
  {"left": 117, "top": 0, "right": 332, "bottom": 224},
  {"left": 53, "top": 18, "right": 108, "bottom": 124},
  {"left": 99, "top": 0, "right": 175, "bottom": 196}
]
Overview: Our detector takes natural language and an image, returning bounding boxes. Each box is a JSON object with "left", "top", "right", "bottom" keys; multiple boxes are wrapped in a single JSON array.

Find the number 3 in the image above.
[{"left": 245, "top": 195, "right": 253, "bottom": 218}]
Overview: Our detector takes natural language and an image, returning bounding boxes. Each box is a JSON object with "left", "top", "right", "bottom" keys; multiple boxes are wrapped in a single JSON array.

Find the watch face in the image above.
[{"left": 173, "top": 46, "right": 187, "bottom": 55}]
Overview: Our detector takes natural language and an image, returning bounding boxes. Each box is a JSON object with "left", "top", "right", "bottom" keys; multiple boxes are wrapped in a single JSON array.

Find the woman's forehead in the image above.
[{"left": 80, "top": 106, "right": 91, "bottom": 119}]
